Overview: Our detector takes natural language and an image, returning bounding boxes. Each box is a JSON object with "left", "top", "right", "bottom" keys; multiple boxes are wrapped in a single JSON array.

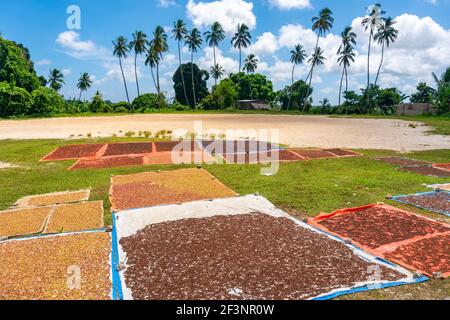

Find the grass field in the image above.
[{"left": 0, "top": 137, "right": 449, "bottom": 300}]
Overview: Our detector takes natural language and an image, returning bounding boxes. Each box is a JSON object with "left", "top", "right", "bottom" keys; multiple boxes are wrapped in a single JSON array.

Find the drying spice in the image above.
[
  {"left": 0, "top": 207, "right": 51, "bottom": 238},
  {"left": 119, "top": 214, "right": 405, "bottom": 300},
  {"left": 102, "top": 143, "right": 153, "bottom": 157},
  {"left": 396, "top": 192, "right": 450, "bottom": 215},
  {"left": 0, "top": 232, "right": 111, "bottom": 300},
  {"left": 110, "top": 169, "right": 236, "bottom": 211},
  {"left": 224, "top": 150, "right": 303, "bottom": 164},
  {"left": 45, "top": 201, "right": 104, "bottom": 234},
  {"left": 384, "top": 233, "right": 450, "bottom": 277},
  {"left": 13, "top": 190, "right": 90, "bottom": 208},
  {"left": 324, "top": 149, "right": 361, "bottom": 157},
  {"left": 154, "top": 141, "right": 200, "bottom": 152},
  {"left": 399, "top": 165, "right": 450, "bottom": 177},
  {"left": 315, "top": 206, "right": 449, "bottom": 250},
  {"left": 41, "top": 144, "right": 105, "bottom": 161},
  {"left": 374, "top": 157, "right": 429, "bottom": 166},
  {"left": 70, "top": 155, "right": 145, "bottom": 170},
  {"left": 289, "top": 149, "right": 337, "bottom": 160},
  {"left": 202, "top": 140, "right": 278, "bottom": 155}
]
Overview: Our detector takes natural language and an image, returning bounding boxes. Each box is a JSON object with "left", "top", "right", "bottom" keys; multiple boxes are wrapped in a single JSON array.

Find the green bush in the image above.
[
  {"left": 132, "top": 93, "right": 165, "bottom": 111},
  {"left": 30, "top": 87, "right": 64, "bottom": 116},
  {"left": 201, "top": 79, "right": 238, "bottom": 110},
  {"left": 0, "top": 81, "right": 33, "bottom": 117}
]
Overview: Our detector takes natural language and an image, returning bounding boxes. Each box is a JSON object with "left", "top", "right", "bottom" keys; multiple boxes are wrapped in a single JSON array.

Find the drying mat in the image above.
[
  {"left": 69, "top": 155, "right": 145, "bottom": 170},
  {"left": 392, "top": 191, "right": 450, "bottom": 217},
  {"left": 102, "top": 142, "right": 154, "bottom": 157},
  {"left": 399, "top": 165, "right": 450, "bottom": 177},
  {"left": 373, "top": 157, "right": 429, "bottom": 167},
  {"left": 41, "top": 144, "right": 106, "bottom": 161},
  {"left": 12, "top": 189, "right": 90, "bottom": 209},
  {"left": 0, "top": 207, "right": 52, "bottom": 239}
]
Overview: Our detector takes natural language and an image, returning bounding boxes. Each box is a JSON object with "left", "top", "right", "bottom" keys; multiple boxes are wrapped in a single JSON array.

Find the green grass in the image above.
[{"left": 0, "top": 138, "right": 449, "bottom": 299}]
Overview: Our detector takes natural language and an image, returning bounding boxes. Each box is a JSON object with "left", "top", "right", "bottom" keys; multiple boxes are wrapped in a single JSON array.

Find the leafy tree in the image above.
[
  {"left": 337, "top": 27, "right": 356, "bottom": 111},
  {"left": 374, "top": 17, "right": 398, "bottom": 85},
  {"left": 210, "top": 64, "right": 225, "bottom": 83},
  {"left": 89, "top": 91, "right": 111, "bottom": 113},
  {"left": 377, "top": 87, "right": 404, "bottom": 114},
  {"left": 76, "top": 73, "right": 92, "bottom": 100},
  {"left": 277, "top": 80, "right": 312, "bottom": 111},
  {"left": 132, "top": 93, "right": 166, "bottom": 111},
  {"left": 0, "top": 37, "right": 41, "bottom": 92},
  {"left": 243, "top": 54, "right": 258, "bottom": 74},
  {"left": 410, "top": 82, "right": 435, "bottom": 103},
  {"left": 0, "top": 81, "right": 33, "bottom": 116},
  {"left": 341, "top": 91, "right": 362, "bottom": 114},
  {"left": 172, "top": 20, "right": 189, "bottom": 105},
  {"left": 231, "top": 24, "right": 251, "bottom": 73},
  {"left": 30, "top": 87, "right": 64, "bottom": 116},
  {"left": 201, "top": 78, "right": 237, "bottom": 110},
  {"left": 173, "top": 63, "right": 209, "bottom": 107},
  {"left": 431, "top": 68, "right": 450, "bottom": 114},
  {"left": 362, "top": 3, "right": 385, "bottom": 109},
  {"left": 129, "top": 31, "right": 147, "bottom": 97},
  {"left": 185, "top": 28, "right": 203, "bottom": 107},
  {"left": 204, "top": 22, "right": 225, "bottom": 85},
  {"left": 48, "top": 69, "right": 65, "bottom": 92},
  {"left": 288, "top": 45, "right": 307, "bottom": 110},
  {"left": 113, "top": 36, "right": 131, "bottom": 105},
  {"left": 229, "top": 73, "right": 274, "bottom": 101}
]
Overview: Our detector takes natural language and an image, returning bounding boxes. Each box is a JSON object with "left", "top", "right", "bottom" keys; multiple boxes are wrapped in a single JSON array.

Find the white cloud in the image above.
[
  {"left": 245, "top": 32, "right": 278, "bottom": 56},
  {"left": 268, "top": 0, "right": 312, "bottom": 10},
  {"left": 186, "top": 0, "right": 256, "bottom": 34},
  {"left": 36, "top": 59, "right": 51, "bottom": 66},
  {"left": 62, "top": 68, "right": 72, "bottom": 76},
  {"left": 56, "top": 31, "right": 96, "bottom": 52},
  {"left": 198, "top": 47, "right": 239, "bottom": 77}
]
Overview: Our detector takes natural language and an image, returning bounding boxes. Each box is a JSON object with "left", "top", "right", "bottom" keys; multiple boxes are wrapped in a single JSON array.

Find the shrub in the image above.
[
  {"left": 201, "top": 79, "right": 237, "bottom": 110},
  {"left": 30, "top": 87, "right": 64, "bottom": 116},
  {"left": 0, "top": 81, "right": 33, "bottom": 117},
  {"left": 112, "top": 101, "right": 131, "bottom": 112},
  {"left": 132, "top": 93, "right": 165, "bottom": 111}
]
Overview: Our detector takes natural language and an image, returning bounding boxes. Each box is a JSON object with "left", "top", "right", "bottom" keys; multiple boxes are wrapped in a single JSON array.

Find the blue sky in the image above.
[{"left": 1, "top": 0, "right": 450, "bottom": 104}]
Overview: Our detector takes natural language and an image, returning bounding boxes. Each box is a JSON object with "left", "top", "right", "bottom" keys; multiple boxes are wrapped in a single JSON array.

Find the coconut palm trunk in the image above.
[
  {"left": 338, "top": 67, "right": 345, "bottom": 109},
  {"left": 177, "top": 41, "right": 189, "bottom": 105},
  {"left": 213, "top": 46, "right": 217, "bottom": 85},
  {"left": 191, "top": 53, "right": 197, "bottom": 107},
  {"left": 156, "top": 62, "right": 161, "bottom": 108},
  {"left": 134, "top": 53, "right": 140, "bottom": 97},
  {"left": 79, "top": 91, "right": 82, "bottom": 101},
  {"left": 119, "top": 57, "right": 131, "bottom": 106},
  {"left": 288, "top": 64, "right": 296, "bottom": 110},
  {"left": 366, "top": 30, "right": 373, "bottom": 113},
  {"left": 345, "top": 67, "right": 349, "bottom": 115},
  {"left": 374, "top": 42, "right": 385, "bottom": 86}
]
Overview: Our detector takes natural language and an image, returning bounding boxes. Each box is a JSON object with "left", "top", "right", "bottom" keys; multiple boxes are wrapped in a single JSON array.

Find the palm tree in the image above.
[
  {"left": 204, "top": 22, "right": 225, "bottom": 85},
  {"left": 145, "top": 45, "right": 159, "bottom": 93},
  {"left": 231, "top": 24, "right": 252, "bottom": 73},
  {"left": 48, "top": 69, "right": 65, "bottom": 92},
  {"left": 185, "top": 28, "right": 203, "bottom": 107},
  {"left": 77, "top": 73, "right": 92, "bottom": 100},
  {"left": 210, "top": 64, "right": 224, "bottom": 84},
  {"left": 112, "top": 36, "right": 131, "bottom": 106},
  {"left": 304, "top": 47, "right": 326, "bottom": 110},
  {"left": 362, "top": 3, "right": 385, "bottom": 110},
  {"left": 337, "top": 26, "right": 357, "bottom": 111},
  {"left": 374, "top": 17, "right": 398, "bottom": 86},
  {"left": 129, "top": 31, "right": 147, "bottom": 97},
  {"left": 150, "top": 26, "right": 169, "bottom": 107},
  {"left": 172, "top": 20, "right": 189, "bottom": 104},
  {"left": 243, "top": 54, "right": 258, "bottom": 74},
  {"left": 288, "top": 45, "right": 307, "bottom": 110}
]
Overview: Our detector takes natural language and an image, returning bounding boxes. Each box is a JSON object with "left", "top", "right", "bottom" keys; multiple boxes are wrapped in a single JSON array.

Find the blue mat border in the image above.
[
  {"left": 391, "top": 190, "right": 450, "bottom": 217},
  {"left": 111, "top": 212, "right": 124, "bottom": 300}
]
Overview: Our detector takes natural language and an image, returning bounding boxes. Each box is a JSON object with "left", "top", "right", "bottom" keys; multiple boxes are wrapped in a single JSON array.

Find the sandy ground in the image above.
[
  {"left": 0, "top": 162, "right": 16, "bottom": 169},
  {"left": 0, "top": 114, "right": 448, "bottom": 151}
]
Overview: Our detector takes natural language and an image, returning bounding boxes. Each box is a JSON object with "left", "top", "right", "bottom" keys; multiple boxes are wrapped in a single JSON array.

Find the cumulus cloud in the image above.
[
  {"left": 244, "top": 32, "right": 278, "bottom": 56},
  {"left": 268, "top": 0, "right": 312, "bottom": 10},
  {"left": 186, "top": 0, "right": 256, "bottom": 34},
  {"left": 62, "top": 68, "right": 72, "bottom": 76},
  {"left": 36, "top": 59, "right": 52, "bottom": 66},
  {"left": 198, "top": 47, "right": 239, "bottom": 76},
  {"left": 158, "top": 0, "right": 176, "bottom": 7},
  {"left": 56, "top": 31, "right": 110, "bottom": 60}
]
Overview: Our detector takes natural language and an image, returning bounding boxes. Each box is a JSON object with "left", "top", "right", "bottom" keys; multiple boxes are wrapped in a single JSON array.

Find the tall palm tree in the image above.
[
  {"left": 243, "top": 54, "right": 258, "bottom": 74},
  {"left": 172, "top": 20, "right": 189, "bottom": 104},
  {"left": 129, "top": 31, "right": 147, "bottom": 97},
  {"left": 374, "top": 17, "right": 398, "bottom": 86},
  {"left": 204, "top": 22, "right": 225, "bottom": 85},
  {"left": 185, "top": 28, "right": 203, "bottom": 107},
  {"left": 304, "top": 47, "right": 326, "bottom": 110},
  {"left": 145, "top": 45, "right": 159, "bottom": 93},
  {"left": 362, "top": 3, "right": 385, "bottom": 110},
  {"left": 77, "top": 73, "right": 92, "bottom": 100},
  {"left": 337, "top": 26, "right": 357, "bottom": 110},
  {"left": 231, "top": 24, "right": 252, "bottom": 73},
  {"left": 48, "top": 69, "right": 65, "bottom": 92},
  {"left": 288, "top": 45, "right": 307, "bottom": 110},
  {"left": 210, "top": 64, "right": 224, "bottom": 84},
  {"left": 150, "top": 26, "right": 169, "bottom": 107},
  {"left": 112, "top": 36, "right": 131, "bottom": 106}
]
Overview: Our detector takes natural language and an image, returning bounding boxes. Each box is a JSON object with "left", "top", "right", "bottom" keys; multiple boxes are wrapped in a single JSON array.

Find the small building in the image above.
[
  {"left": 396, "top": 103, "right": 435, "bottom": 116},
  {"left": 236, "top": 100, "right": 271, "bottom": 111}
]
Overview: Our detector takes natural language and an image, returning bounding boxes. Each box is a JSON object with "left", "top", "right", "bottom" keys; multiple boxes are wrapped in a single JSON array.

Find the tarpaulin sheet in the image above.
[
  {"left": 392, "top": 191, "right": 450, "bottom": 217},
  {"left": 426, "top": 183, "right": 450, "bottom": 192},
  {"left": 111, "top": 195, "right": 423, "bottom": 300},
  {"left": 309, "top": 204, "right": 450, "bottom": 277}
]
